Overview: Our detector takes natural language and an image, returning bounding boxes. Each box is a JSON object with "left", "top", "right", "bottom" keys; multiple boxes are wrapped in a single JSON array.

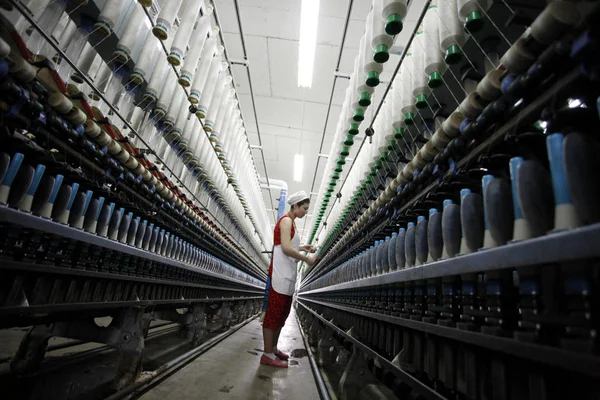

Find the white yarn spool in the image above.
[
  {"left": 371, "top": 0, "right": 394, "bottom": 63},
  {"left": 56, "top": 17, "right": 77, "bottom": 52},
  {"left": 144, "top": 56, "right": 170, "bottom": 103},
  {"left": 186, "top": 118, "right": 202, "bottom": 164},
  {"left": 438, "top": 0, "right": 465, "bottom": 65},
  {"left": 423, "top": 1, "right": 446, "bottom": 89},
  {"left": 209, "top": 90, "right": 232, "bottom": 138},
  {"left": 222, "top": 111, "right": 240, "bottom": 151},
  {"left": 197, "top": 61, "right": 226, "bottom": 118},
  {"left": 89, "top": 62, "right": 112, "bottom": 101},
  {"left": 152, "top": 0, "right": 183, "bottom": 41},
  {"left": 155, "top": 138, "right": 170, "bottom": 165},
  {"left": 400, "top": 54, "right": 416, "bottom": 122},
  {"left": 131, "top": 31, "right": 161, "bottom": 85},
  {"left": 181, "top": 110, "right": 198, "bottom": 153},
  {"left": 169, "top": 2, "right": 209, "bottom": 66},
  {"left": 359, "top": 34, "right": 382, "bottom": 88},
  {"left": 457, "top": 0, "right": 486, "bottom": 33},
  {"left": 71, "top": 42, "right": 97, "bottom": 84},
  {"left": 204, "top": 76, "right": 230, "bottom": 131},
  {"left": 355, "top": 80, "right": 374, "bottom": 109},
  {"left": 114, "top": 4, "right": 147, "bottom": 63},
  {"left": 15, "top": 0, "right": 52, "bottom": 36},
  {"left": 164, "top": 89, "right": 186, "bottom": 130},
  {"left": 155, "top": 71, "right": 179, "bottom": 117},
  {"left": 411, "top": 26, "right": 430, "bottom": 109},
  {"left": 390, "top": 78, "right": 404, "bottom": 134},
  {"left": 219, "top": 103, "right": 237, "bottom": 148},
  {"left": 382, "top": 0, "right": 407, "bottom": 35},
  {"left": 180, "top": 24, "right": 216, "bottom": 88},
  {"left": 95, "top": 0, "right": 125, "bottom": 37},
  {"left": 27, "top": 0, "right": 68, "bottom": 55},
  {"left": 189, "top": 43, "right": 222, "bottom": 103},
  {"left": 171, "top": 92, "right": 191, "bottom": 141}
]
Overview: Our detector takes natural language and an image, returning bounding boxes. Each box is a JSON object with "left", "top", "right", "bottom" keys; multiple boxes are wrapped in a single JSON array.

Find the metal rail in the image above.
[
  {"left": 0, "top": 207, "right": 263, "bottom": 289},
  {"left": 0, "top": 261, "right": 264, "bottom": 294},
  {"left": 296, "top": 313, "right": 332, "bottom": 400},
  {"left": 300, "top": 222, "right": 600, "bottom": 294},
  {"left": 297, "top": 300, "right": 447, "bottom": 400},
  {"left": 0, "top": 297, "right": 262, "bottom": 318},
  {"left": 299, "top": 298, "right": 600, "bottom": 378}
]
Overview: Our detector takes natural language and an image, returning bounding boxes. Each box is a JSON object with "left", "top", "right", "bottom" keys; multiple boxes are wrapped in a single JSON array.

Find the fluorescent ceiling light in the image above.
[
  {"left": 294, "top": 154, "right": 304, "bottom": 182},
  {"left": 298, "top": 0, "right": 320, "bottom": 88}
]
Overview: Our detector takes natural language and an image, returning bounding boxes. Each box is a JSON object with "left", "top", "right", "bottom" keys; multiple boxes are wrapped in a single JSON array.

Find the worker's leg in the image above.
[
  {"left": 273, "top": 327, "right": 282, "bottom": 351},
  {"left": 263, "top": 327, "right": 275, "bottom": 353}
]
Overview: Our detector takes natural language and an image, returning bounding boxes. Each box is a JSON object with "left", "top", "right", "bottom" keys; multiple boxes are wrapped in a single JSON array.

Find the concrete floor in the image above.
[{"left": 140, "top": 309, "right": 320, "bottom": 400}]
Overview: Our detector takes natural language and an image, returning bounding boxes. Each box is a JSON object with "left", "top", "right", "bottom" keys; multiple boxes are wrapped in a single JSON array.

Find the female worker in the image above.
[{"left": 261, "top": 191, "right": 315, "bottom": 368}]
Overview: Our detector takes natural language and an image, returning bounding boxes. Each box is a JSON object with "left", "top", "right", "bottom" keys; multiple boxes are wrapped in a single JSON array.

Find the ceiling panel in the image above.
[
  {"left": 238, "top": 6, "right": 300, "bottom": 41},
  {"left": 267, "top": 39, "right": 336, "bottom": 103},
  {"left": 245, "top": 35, "right": 272, "bottom": 96}
]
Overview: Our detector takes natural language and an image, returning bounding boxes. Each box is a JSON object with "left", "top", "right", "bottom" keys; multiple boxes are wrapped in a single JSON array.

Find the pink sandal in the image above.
[
  {"left": 260, "top": 354, "right": 288, "bottom": 368},
  {"left": 275, "top": 350, "right": 290, "bottom": 361}
]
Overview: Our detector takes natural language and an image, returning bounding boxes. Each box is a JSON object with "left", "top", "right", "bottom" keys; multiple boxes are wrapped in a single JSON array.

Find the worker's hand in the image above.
[
  {"left": 300, "top": 245, "right": 316, "bottom": 253},
  {"left": 305, "top": 257, "right": 316, "bottom": 266}
]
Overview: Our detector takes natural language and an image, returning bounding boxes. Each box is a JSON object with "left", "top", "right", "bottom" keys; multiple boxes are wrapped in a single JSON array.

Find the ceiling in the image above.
[{"left": 213, "top": 0, "right": 424, "bottom": 242}]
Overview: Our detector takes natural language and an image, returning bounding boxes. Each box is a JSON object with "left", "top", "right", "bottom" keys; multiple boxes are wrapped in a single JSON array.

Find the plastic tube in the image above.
[
  {"left": 546, "top": 133, "right": 581, "bottom": 231},
  {"left": 382, "top": 0, "right": 407, "bottom": 35},
  {"left": 153, "top": 0, "right": 183, "bottom": 41},
  {"left": 189, "top": 43, "right": 222, "bottom": 103},
  {"left": 423, "top": 1, "right": 446, "bottom": 89},
  {"left": 437, "top": 0, "right": 465, "bottom": 65},
  {"left": 168, "top": 1, "right": 208, "bottom": 66},
  {"left": 371, "top": 0, "right": 394, "bottom": 63},
  {"left": 509, "top": 157, "right": 533, "bottom": 241}
]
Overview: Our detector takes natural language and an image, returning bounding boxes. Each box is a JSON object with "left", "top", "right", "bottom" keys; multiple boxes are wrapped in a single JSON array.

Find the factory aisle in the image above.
[{"left": 139, "top": 308, "right": 320, "bottom": 400}]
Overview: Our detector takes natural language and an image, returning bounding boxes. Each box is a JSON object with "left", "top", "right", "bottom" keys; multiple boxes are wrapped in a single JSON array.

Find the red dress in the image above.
[{"left": 263, "top": 216, "right": 295, "bottom": 330}]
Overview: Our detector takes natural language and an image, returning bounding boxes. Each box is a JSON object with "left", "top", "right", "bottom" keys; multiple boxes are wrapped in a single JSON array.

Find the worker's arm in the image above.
[{"left": 280, "top": 218, "right": 314, "bottom": 265}]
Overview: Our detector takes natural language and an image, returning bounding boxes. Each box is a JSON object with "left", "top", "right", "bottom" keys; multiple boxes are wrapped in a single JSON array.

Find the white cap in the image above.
[{"left": 287, "top": 190, "right": 310, "bottom": 206}]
